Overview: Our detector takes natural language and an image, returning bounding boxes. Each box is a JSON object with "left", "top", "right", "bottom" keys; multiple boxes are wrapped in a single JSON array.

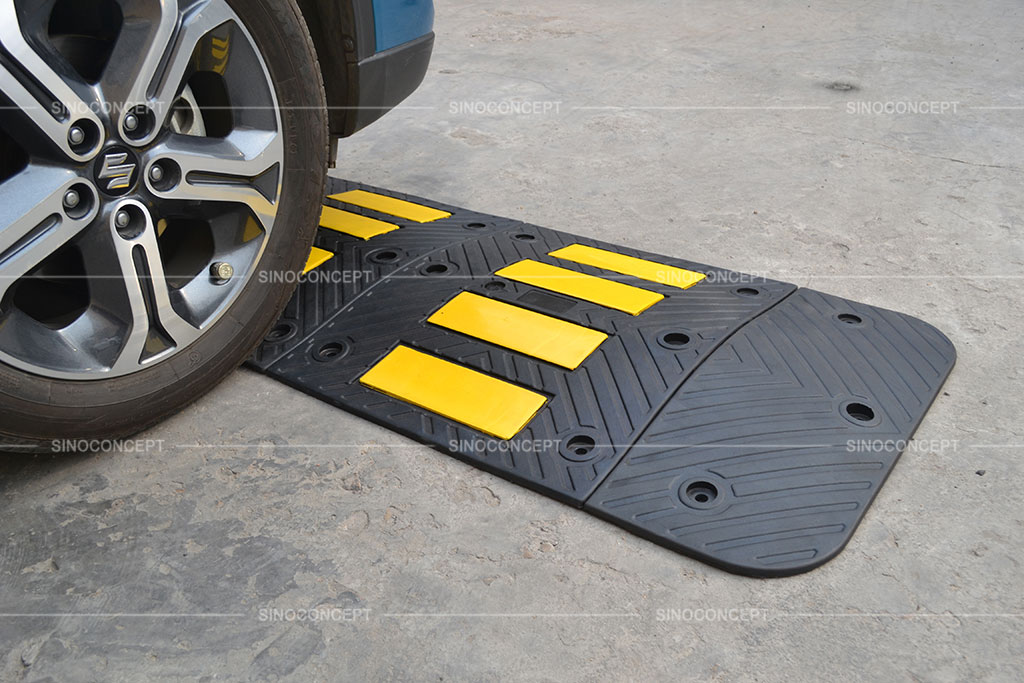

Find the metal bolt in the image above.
[
  {"left": 62, "top": 189, "right": 81, "bottom": 210},
  {"left": 68, "top": 126, "right": 85, "bottom": 146},
  {"left": 148, "top": 164, "right": 164, "bottom": 183},
  {"left": 114, "top": 210, "right": 131, "bottom": 229},
  {"left": 124, "top": 114, "right": 139, "bottom": 132},
  {"left": 210, "top": 262, "right": 234, "bottom": 282}
]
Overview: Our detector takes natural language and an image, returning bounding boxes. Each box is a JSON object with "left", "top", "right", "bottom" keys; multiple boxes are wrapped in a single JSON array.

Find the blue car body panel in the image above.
[
  {"left": 298, "top": 0, "right": 434, "bottom": 138},
  {"left": 371, "top": 0, "right": 435, "bottom": 52}
]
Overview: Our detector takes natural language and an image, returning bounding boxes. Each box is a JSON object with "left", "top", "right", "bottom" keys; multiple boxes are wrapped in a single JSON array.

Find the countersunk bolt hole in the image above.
[
  {"left": 845, "top": 402, "right": 875, "bottom": 422},
  {"left": 736, "top": 287, "right": 760, "bottom": 297},
  {"left": 685, "top": 481, "right": 719, "bottom": 506},
  {"left": 369, "top": 249, "right": 400, "bottom": 264},
  {"left": 314, "top": 341, "right": 349, "bottom": 362},
  {"left": 422, "top": 263, "right": 450, "bottom": 275},
  {"left": 265, "top": 322, "right": 296, "bottom": 343},
  {"left": 565, "top": 435, "right": 596, "bottom": 457},
  {"left": 659, "top": 331, "right": 692, "bottom": 349},
  {"left": 838, "top": 313, "right": 863, "bottom": 325}
]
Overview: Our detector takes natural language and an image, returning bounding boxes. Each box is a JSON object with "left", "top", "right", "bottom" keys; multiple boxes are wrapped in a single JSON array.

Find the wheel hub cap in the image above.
[{"left": 94, "top": 146, "right": 141, "bottom": 197}]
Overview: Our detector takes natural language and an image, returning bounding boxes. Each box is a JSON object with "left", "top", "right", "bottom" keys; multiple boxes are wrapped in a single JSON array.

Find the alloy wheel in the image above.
[{"left": 0, "top": 0, "right": 284, "bottom": 378}]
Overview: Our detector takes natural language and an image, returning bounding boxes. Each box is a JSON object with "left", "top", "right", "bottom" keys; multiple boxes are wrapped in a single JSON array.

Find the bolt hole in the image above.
[
  {"left": 838, "top": 313, "right": 863, "bottom": 325},
  {"left": 735, "top": 287, "right": 760, "bottom": 297},
  {"left": 483, "top": 281, "right": 506, "bottom": 291},
  {"left": 514, "top": 233, "right": 536, "bottom": 241},
  {"left": 465, "top": 222, "right": 487, "bottom": 229},
  {"left": 685, "top": 481, "right": 719, "bottom": 506},
  {"left": 368, "top": 249, "right": 400, "bottom": 265},
  {"left": 265, "top": 322, "right": 295, "bottom": 343},
  {"left": 564, "top": 435, "right": 596, "bottom": 459},
  {"left": 845, "top": 402, "right": 875, "bottom": 423},
  {"left": 314, "top": 341, "right": 348, "bottom": 362},
  {"left": 423, "top": 263, "right": 449, "bottom": 275},
  {"left": 659, "top": 331, "right": 692, "bottom": 349}
]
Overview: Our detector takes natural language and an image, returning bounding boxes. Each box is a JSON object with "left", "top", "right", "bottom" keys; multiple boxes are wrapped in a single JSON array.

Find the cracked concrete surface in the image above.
[{"left": 2, "top": 1, "right": 1022, "bottom": 680}]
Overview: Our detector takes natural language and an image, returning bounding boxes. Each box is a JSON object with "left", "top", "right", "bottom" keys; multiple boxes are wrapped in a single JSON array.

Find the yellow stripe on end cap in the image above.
[
  {"left": 428, "top": 292, "right": 607, "bottom": 370},
  {"left": 303, "top": 246, "right": 334, "bottom": 273},
  {"left": 328, "top": 189, "right": 452, "bottom": 223},
  {"left": 320, "top": 205, "right": 399, "bottom": 240},
  {"left": 359, "top": 345, "right": 546, "bottom": 440},
  {"left": 494, "top": 260, "right": 663, "bottom": 316},
  {"left": 549, "top": 244, "right": 706, "bottom": 290}
]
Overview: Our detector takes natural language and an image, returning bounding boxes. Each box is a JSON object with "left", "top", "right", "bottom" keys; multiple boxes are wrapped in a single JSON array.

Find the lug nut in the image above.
[
  {"left": 68, "top": 126, "right": 85, "bottom": 146},
  {"left": 148, "top": 165, "right": 164, "bottom": 183},
  {"left": 62, "top": 189, "right": 81, "bottom": 210},
  {"left": 210, "top": 262, "right": 234, "bottom": 281},
  {"left": 114, "top": 210, "right": 131, "bottom": 229},
  {"left": 124, "top": 114, "right": 139, "bottom": 132}
]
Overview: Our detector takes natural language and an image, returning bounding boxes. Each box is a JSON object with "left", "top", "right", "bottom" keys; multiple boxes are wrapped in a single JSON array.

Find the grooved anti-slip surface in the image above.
[{"left": 249, "top": 179, "right": 955, "bottom": 576}]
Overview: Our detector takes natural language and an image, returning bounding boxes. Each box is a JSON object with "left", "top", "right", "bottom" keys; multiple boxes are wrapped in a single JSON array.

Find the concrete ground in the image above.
[{"left": 2, "top": 0, "right": 1022, "bottom": 680}]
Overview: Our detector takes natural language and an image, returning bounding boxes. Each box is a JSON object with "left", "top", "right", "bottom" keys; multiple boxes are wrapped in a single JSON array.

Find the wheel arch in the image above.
[
  {"left": 295, "top": 0, "right": 373, "bottom": 145},
  {"left": 296, "top": 0, "right": 433, "bottom": 158}
]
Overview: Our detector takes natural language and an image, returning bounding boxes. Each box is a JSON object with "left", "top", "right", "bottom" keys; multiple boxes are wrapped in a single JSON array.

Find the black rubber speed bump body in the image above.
[{"left": 249, "top": 178, "right": 956, "bottom": 577}]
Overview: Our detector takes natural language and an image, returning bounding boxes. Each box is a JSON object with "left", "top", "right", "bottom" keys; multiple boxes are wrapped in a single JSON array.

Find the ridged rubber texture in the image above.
[
  {"left": 585, "top": 289, "right": 956, "bottom": 576},
  {"left": 252, "top": 179, "right": 795, "bottom": 504},
  {"left": 250, "top": 178, "right": 955, "bottom": 575}
]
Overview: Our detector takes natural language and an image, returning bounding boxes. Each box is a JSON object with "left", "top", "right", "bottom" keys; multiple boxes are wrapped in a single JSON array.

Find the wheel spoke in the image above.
[
  {"left": 106, "top": 201, "right": 199, "bottom": 372},
  {"left": 0, "top": 166, "right": 97, "bottom": 302},
  {"left": 0, "top": 0, "right": 104, "bottom": 161},
  {"left": 0, "top": 0, "right": 284, "bottom": 380},
  {"left": 105, "top": 0, "right": 233, "bottom": 145},
  {"left": 147, "top": 129, "right": 282, "bottom": 231}
]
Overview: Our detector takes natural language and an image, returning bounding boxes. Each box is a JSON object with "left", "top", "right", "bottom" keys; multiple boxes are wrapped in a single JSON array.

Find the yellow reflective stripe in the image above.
[
  {"left": 360, "top": 345, "right": 546, "bottom": 440},
  {"left": 303, "top": 246, "right": 334, "bottom": 273},
  {"left": 328, "top": 189, "right": 452, "bottom": 223},
  {"left": 549, "top": 244, "right": 706, "bottom": 290},
  {"left": 320, "top": 205, "right": 399, "bottom": 240},
  {"left": 428, "top": 292, "right": 607, "bottom": 370},
  {"left": 494, "top": 260, "right": 663, "bottom": 316}
]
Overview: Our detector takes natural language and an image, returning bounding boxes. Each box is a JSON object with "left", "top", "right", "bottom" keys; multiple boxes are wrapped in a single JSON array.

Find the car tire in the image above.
[{"left": 0, "top": 0, "right": 328, "bottom": 452}]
